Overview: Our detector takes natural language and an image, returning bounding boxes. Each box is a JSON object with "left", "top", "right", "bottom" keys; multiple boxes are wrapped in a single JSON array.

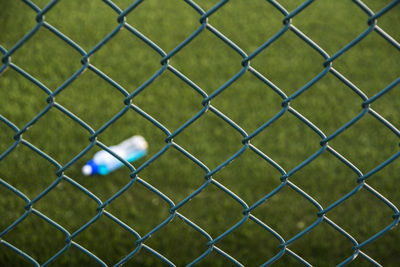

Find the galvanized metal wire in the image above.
[{"left": 1, "top": 0, "right": 399, "bottom": 266}]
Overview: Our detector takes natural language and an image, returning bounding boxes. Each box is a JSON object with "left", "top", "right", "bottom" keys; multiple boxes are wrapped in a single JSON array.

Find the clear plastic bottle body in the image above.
[{"left": 82, "top": 136, "right": 148, "bottom": 176}]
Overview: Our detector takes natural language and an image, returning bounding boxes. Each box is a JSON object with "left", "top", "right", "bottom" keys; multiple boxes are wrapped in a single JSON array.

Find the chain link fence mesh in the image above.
[{"left": 1, "top": 0, "right": 399, "bottom": 266}]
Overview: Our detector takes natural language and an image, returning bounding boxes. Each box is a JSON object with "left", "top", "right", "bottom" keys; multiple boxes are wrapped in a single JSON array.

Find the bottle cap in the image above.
[
  {"left": 82, "top": 160, "right": 98, "bottom": 176},
  {"left": 82, "top": 165, "right": 92, "bottom": 176}
]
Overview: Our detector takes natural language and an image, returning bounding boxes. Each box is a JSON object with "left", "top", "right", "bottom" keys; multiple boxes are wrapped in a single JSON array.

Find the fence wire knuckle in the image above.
[{"left": 1, "top": 0, "right": 399, "bottom": 266}]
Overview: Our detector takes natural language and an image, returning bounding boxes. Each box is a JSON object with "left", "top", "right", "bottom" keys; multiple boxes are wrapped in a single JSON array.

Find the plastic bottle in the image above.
[{"left": 82, "top": 135, "right": 148, "bottom": 176}]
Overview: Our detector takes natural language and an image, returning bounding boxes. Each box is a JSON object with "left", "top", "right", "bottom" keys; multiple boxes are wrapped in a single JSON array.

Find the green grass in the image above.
[{"left": 1, "top": 0, "right": 400, "bottom": 266}]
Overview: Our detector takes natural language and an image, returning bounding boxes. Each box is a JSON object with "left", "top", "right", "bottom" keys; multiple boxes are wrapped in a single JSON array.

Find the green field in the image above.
[{"left": 1, "top": 0, "right": 400, "bottom": 266}]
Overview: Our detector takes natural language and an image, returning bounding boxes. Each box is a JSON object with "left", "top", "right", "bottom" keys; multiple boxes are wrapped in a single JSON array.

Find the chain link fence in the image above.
[{"left": 1, "top": 0, "right": 399, "bottom": 266}]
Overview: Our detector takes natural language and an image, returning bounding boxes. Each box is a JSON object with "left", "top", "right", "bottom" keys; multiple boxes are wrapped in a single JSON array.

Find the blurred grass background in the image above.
[{"left": 0, "top": 0, "right": 399, "bottom": 266}]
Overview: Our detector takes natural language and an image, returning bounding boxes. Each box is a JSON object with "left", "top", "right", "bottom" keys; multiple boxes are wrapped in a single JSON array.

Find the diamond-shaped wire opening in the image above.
[
  {"left": 104, "top": 180, "right": 172, "bottom": 237},
  {"left": 174, "top": 109, "right": 244, "bottom": 170},
  {"left": 213, "top": 148, "right": 282, "bottom": 204},
  {"left": 22, "top": 106, "right": 90, "bottom": 165},
  {"left": 251, "top": 30, "right": 325, "bottom": 96},
  {"left": 0, "top": 1, "right": 37, "bottom": 49},
  {"left": 293, "top": 0, "right": 367, "bottom": 54},
  {"left": 124, "top": 0, "right": 200, "bottom": 52},
  {"left": 327, "top": 186, "right": 395, "bottom": 242},
  {"left": 288, "top": 219, "right": 355, "bottom": 266},
  {"left": 90, "top": 28, "right": 161, "bottom": 92},
  {"left": 10, "top": 26, "right": 83, "bottom": 90},
  {"left": 72, "top": 213, "right": 139, "bottom": 266},
  {"left": 289, "top": 150, "right": 358, "bottom": 207},
  {"left": 0, "top": 67, "right": 49, "bottom": 129},
  {"left": 207, "top": 0, "right": 283, "bottom": 53},
  {"left": 55, "top": 70, "right": 127, "bottom": 130},
  {"left": 0, "top": 143, "right": 58, "bottom": 198},
  {"left": 178, "top": 183, "right": 246, "bottom": 238},
  {"left": 211, "top": 71, "right": 283, "bottom": 133},
  {"left": 143, "top": 215, "right": 210, "bottom": 266},
  {"left": 1, "top": 211, "right": 67, "bottom": 264},
  {"left": 291, "top": 71, "right": 363, "bottom": 135},
  {"left": 138, "top": 145, "right": 207, "bottom": 203},
  {"left": 216, "top": 218, "right": 282, "bottom": 266},
  {"left": 252, "top": 184, "right": 320, "bottom": 240},
  {"left": 334, "top": 31, "right": 400, "bottom": 97},
  {"left": 43, "top": 0, "right": 117, "bottom": 51},
  {"left": 329, "top": 112, "right": 399, "bottom": 173},
  {"left": 170, "top": 29, "right": 243, "bottom": 95},
  {"left": 34, "top": 178, "right": 100, "bottom": 233},
  {"left": 250, "top": 110, "right": 323, "bottom": 171},
  {"left": 131, "top": 69, "right": 204, "bottom": 131}
]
